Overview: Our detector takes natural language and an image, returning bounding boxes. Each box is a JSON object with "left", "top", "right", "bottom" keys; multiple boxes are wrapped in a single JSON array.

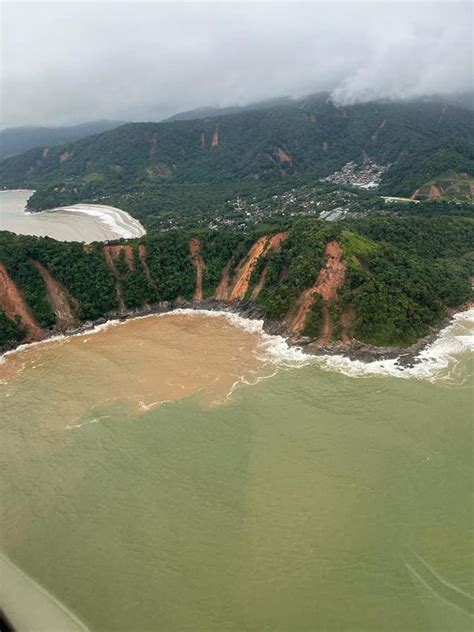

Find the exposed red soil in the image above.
[
  {"left": 249, "top": 232, "right": 288, "bottom": 301},
  {"left": 138, "top": 244, "right": 156, "bottom": 287},
  {"left": 83, "top": 244, "right": 92, "bottom": 253},
  {"left": 31, "top": 260, "right": 76, "bottom": 330},
  {"left": 189, "top": 238, "right": 205, "bottom": 302},
  {"left": 103, "top": 246, "right": 135, "bottom": 313},
  {"left": 429, "top": 184, "right": 442, "bottom": 198},
  {"left": 267, "top": 231, "right": 288, "bottom": 251},
  {"left": 275, "top": 147, "right": 292, "bottom": 163},
  {"left": 287, "top": 241, "right": 346, "bottom": 340},
  {"left": 59, "top": 151, "right": 70, "bottom": 163},
  {"left": 104, "top": 245, "right": 135, "bottom": 271},
  {"left": 151, "top": 163, "right": 169, "bottom": 177},
  {"left": 200, "top": 132, "right": 206, "bottom": 148},
  {"left": 250, "top": 264, "right": 269, "bottom": 301},
  {"left": 228, "top": 237, "right": 270, "bottom": 301},
  {"left": 148, "top": 132, "right": 158, "bottom": 156},
  {"left": 0, "top": 264, "right": 44, "bottom": 342},
  {"left": 42, "top": 147, "right": 49, "bottom": 158},
  {"left": 214, "top": 262, "right": 231, "bottom": 301},
  {"left": 411, "top": 184, "right": 442, "bottom": 201},
  {"left": 212, "top": 127, "right": 220, "bottom": 148},
  {"left": 228, "top": 232, "right": 288, "bottom": 302}
]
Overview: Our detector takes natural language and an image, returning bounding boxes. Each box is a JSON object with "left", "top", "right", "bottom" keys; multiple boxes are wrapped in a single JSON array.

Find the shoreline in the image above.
[
  {"left": 41, "top": 203, "right": 146, "bottom": 240},
  {"left": 2, "top": 298, "right": 472, "bottom": 367},
  {"left": 1, "top": 189, "right": 145, "bottom": 241}
]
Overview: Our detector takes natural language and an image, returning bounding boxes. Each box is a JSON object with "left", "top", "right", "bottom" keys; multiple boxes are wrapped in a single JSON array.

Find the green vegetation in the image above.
[
  {"left": 256, "top": 220, "right": 329, "bottom": 319},
  {"left": 343, "top": 216, "right": 474, "bottom": 345},
  {"left": 0, "top": 213, "right": 472, "bottom": 350},
  {"left": 0, "top": 120, "right": 125, "bottom": 161},
  {"left": 0, "top": 308, "right": 25, "bottom": 347},
  {"left": 303, "top": 295, "right": 325, "bottom": 339},
  {"left": 409, "top": 171, "right": 473, "bottom": 202},
  {"left": 2, "top": 96, "right": 472, "bottom": 214},
  {"left": 0, "top": 233, "right": 117, "bottom": 321}
]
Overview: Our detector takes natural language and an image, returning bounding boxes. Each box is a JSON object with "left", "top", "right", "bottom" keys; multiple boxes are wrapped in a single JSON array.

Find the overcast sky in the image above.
[{"left": 1, "top": 1, "right": 472, "bottom": 127}]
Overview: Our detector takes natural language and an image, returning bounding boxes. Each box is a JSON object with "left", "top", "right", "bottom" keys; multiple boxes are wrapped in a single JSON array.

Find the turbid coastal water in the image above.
[
  {"left": 0, "top": 309, "right": 473, "bottom": 631},
  {"left": 0, "top": 189, "right": 145, "bottom": 241}
]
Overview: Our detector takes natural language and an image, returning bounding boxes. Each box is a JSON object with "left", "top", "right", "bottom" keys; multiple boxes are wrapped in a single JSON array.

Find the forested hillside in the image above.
[
  {"left": 1, "top": 215, "right": 472, "bottom": 351},
  {"left": 1, "top": 95, "right": 472, "bottom": 213},
  {"left": 0, "top": 120, "right": 125, "bottom": 160}
]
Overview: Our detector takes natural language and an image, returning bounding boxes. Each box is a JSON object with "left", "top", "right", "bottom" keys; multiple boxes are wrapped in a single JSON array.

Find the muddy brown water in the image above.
[{"left": 1, "top": 303, "right": 473, "bottom": 631}]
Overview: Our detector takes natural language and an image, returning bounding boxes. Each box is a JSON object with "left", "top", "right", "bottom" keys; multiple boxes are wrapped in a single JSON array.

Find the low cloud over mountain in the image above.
[{"left": 2, "top": 2, "right": 472, "bottom": 125}]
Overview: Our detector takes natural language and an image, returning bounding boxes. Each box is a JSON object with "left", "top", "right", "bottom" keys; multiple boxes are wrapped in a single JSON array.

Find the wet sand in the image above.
[{"left": 0, "top": 190, "right": 145, "bottom": 242}]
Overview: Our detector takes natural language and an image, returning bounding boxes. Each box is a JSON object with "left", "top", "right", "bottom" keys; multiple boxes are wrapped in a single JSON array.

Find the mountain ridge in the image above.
[
  {"left": 1, "top": 96, "right": 472, "bottom": 209},
  {"left": 0, "top": 120, "right": 126, "bottom": 160}
]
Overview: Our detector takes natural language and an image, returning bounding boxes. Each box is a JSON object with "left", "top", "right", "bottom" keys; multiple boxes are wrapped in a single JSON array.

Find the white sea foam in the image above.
[
  {"left": 2, "top": 307, "right": 472, "bottom": 384},
  {"left": 139, "top": 399, "right": 171, "bottom": 411},
  {"left": 65, "top": 419, "right": 100, "bottom": 430},
  {"left": 48, "top": 203, "right": 146, "bottom": 239},
  {"left": 316, "top": 309, "right": 474, "bottom": 382}
]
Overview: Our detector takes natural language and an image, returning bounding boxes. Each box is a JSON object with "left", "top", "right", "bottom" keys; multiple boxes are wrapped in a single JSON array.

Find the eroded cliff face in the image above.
[
  {"left": 1, "top": 235, "right": 351, "bottom": 350},
  {"left": 138, "top": 244, "right": 156, "bottom": 288},
  {"left": 286, "top": 241, "right": 346, "bottom": 341},
  {"left": 228, "top": 236, "right": 270, "bottom": 301},
  {"left": 31, "top": 260, "right": 77, "bottom": 330},
  {"left": 189, "top": 238, "right": 205, "bottom": 303},
  {"left": 223, "top": 231, "right": 288, "bottom": 302},
  {"left": 103, "top": 245, "right": 136, "bottom": 313},
  {"left": 0, "top": 264, "right": 45, "bottom": 342}
]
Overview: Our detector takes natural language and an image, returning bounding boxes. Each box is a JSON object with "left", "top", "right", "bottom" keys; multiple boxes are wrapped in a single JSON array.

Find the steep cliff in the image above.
[{"left": 0, "top": 215, "right": 472, "bottom": 352}]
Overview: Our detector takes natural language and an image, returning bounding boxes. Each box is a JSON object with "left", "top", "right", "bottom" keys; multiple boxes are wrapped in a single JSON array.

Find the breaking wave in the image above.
[
  {"left": 48, "top": 203, "right": 145, "bottom": 239},
  {"left": 2, "top": 307, "right": 472, "bottom": 385},
  {"left": 316, "top": 309, "right": 474, "bottom": 382}
]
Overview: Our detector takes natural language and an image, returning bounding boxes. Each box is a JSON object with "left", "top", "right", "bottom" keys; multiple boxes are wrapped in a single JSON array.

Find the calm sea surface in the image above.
[{"left": 0, "top": 310, "right": 473, "bottom": 630}]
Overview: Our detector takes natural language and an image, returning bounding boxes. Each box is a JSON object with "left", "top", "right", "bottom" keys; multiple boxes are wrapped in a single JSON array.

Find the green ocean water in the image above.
[{"left": 1, "top": 312, "right": 473, "bottom": 631}]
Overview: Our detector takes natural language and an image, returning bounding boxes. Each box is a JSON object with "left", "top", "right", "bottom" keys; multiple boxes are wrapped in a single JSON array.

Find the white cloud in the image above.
[{"left": 1, "top": 2, "right": 472, "bottom": 125}]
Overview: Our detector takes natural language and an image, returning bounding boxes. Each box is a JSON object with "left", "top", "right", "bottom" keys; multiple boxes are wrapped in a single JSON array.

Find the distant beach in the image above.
[{"left": 0, "top": 189, "right": 145, "bottom": 242}]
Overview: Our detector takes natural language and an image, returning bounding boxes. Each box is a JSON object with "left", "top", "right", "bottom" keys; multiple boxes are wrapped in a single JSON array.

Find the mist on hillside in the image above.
[{"left": 1, "top": 2, "right": 472, "bottom": 126}]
